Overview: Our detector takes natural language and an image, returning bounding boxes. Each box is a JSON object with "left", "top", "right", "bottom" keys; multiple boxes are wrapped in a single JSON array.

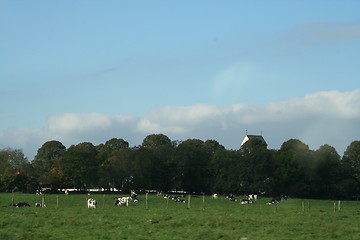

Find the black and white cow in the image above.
[
  {"left": 163, "top": 194, "right": 186, "bottom": 203},
  {"left": 130, "top": 191, "right": 139, "bottom": 202},
  {"left": 114, "top": 191, "right": 140, "bottom": 206},
  {"left": 240, "top": 199, "right": 252, "bottom": 205},
  {"left": 266, "top": 199, "right": 280, "bottom": 205},
  {"left": 266, "top": 195, "right": 289, "bottom": 205},
  {"left": 114, "top": 197, "right": 131, "bottom": 206},
  {"left": 87, "top": 198, "right": 97, "bottom": 208},
  {"left": 35, "top": 202, "right": 46, "bottom": 207},
  {"left": 226, "top": 194, "right": 237, "bottom": 202},
  {"left": 10, "top": 202, "right": 31, "bottom": 207},
  {"left": 247, "top": 194, "right": 258, "bottom": 201}
]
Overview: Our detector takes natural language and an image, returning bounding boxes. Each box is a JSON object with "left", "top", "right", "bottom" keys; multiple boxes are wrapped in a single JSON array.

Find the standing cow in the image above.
[{"left": 87, "top": 198, "right": 97, "bottom": 208}]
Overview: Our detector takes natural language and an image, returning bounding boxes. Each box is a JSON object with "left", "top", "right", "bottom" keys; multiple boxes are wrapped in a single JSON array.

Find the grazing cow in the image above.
[
  {"left": 35, "top": 203, "right": 46, "bottom": 207},
  {"left": 211, "top": 193, "right": 218, "bottom": 199},
  {"left": 247, "top": 194, "right": 258, "bottom": 201},
  {"left": 114, "top": 191, "right": 140, "bottom": 206},
  {"left": 87, "top": 198, "right": 97, "bottom": 208},
  {"left": 130, "top": 191, "right": 139, "bottom": 202},
  {"left": 114, "top": 197, "right": 131, "bottom": 206},
  {"left": 10, "top": 202, "right": 31, "bottom": 207}
]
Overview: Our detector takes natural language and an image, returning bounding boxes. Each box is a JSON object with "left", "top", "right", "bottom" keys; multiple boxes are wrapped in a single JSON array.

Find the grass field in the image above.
[{"left": 0, "top": 193, "right": 359, "bottom": 240}]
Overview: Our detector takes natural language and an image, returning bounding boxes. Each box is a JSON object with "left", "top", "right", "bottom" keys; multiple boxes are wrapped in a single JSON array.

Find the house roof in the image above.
[{"left": 241, "top": 134, "right": 267, "bottom": 146}]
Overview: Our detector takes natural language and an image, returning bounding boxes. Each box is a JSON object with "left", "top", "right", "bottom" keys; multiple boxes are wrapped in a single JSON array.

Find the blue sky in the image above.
[{"left": 1, "top": 0, "right": 360, "bottom": 159}]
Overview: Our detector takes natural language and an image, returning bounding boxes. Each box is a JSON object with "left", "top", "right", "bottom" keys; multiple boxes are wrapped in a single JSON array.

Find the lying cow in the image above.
[
  {"left": 226, "top": 194, "right": 237, "bottom": 202},
  {"left": 266, "top": 199, "right": 280, "bottom": 205},
  {"left": 240, "top": 199, "right": 252, "bottom": 205},
  {"left": 163, "top": 194, "right": 186, "bottom": 203},
  {"left": 35, "top": 202, "right": 46, "bottom": 207},
  {"left": 87, "top": 198, "right": 97, "bottom": 208},
  {"left": 10, "top": 202, "right": 31, "bottom": 207}
]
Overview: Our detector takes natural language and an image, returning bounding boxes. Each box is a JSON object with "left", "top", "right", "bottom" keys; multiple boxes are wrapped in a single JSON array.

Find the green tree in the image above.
[
  {"left": 239, "top": 138, "right": 274, "bottom": 194},
  {"left": 97, "top": 138, "right": 130, "bottom": 189},
  {"left": 137, "top": 134, "right": 176, "bottom": 191},
  {"left": 105, "top": 147, "right": 134, "bottom": 192},
  {"left": 211, "top": 149, "right": 240, "bottom": 194},
  {"left": 273, "top": 139, "right": 313, "bottom": 197},
  {"left": 32, "top": 140, "right": 66, "bottom": 185},
  {"left": 60, "top": 142, "right": 99, "bottom": 189},
  {"left": 342, "top": 141, "right": 360, "bottom": 196},
  {"left": 97, "top": 138, "right": 129, "bottom": 158},
  {"left": 0, "top": 148, "right": 29, "bottom": 174},
  {"left": 142, "top": 134, "right": 172, "bottom": 149},
  {"left": 312, "top": 144, "right": 341, "bottom": 198},
  {"left": 175, "top": 139, "right": 212, "bottom": 193},
  {"left": 0, "top": 148, "right": 31, "bottom": 192}
]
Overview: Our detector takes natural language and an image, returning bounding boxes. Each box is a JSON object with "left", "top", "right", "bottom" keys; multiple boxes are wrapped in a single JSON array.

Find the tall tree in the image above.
[
  {"left": 97, "top": 138, "right": 130, "bottom": 189},
  {"left": 211, "top": 149, "right": 240, "bottom": 194},
  {"left": 60, "top": 142, "right": 99, "bottom": 189},
  {"left": 273, "top": 139, "right": 313, "bottom": 197},
  {"left": 175, "top": 139, "right": 212, "bottom": 193},
  {"left": 105, "top": 147, "right": 134, "bottom": 192},
  {"left": 342, "top": 141, "right": 360, "bottom": 195},
  {"left": 138, "top": 134, "right": 175, "bottom": 191},
  {"left": 0, "top": 148, "right": 30, "bottom": 192},
  {"left": 142, "top": 134, "right": 172, "bottom": 149},
  {"left": 32, "top": 140, "right": 66, "bottom": 184},
  {"left": 312, "top": 144, "right": 341, "bottom": 198},
  {"left": 0, "top": 148, "right": 29, "bottom": 174},
  {"left": 239, "top": 138, "right": 274, "bottom": 194}
]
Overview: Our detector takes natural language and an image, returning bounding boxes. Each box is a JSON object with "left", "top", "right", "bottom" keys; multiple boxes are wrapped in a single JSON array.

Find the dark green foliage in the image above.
[
  {"left": 32, "top": 140, "right": 66, "bottom": 185},
  {"left": 1, "top": 135, "right": 359, "bottom": 199},
  {"left": 60, "top": 142, "right": 100, "bottom": 189}
]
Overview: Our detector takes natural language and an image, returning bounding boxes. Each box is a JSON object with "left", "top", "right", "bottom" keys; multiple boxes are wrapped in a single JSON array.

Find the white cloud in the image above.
[{"left": 1, "top": 89, "right": 359, "bottom": 159}]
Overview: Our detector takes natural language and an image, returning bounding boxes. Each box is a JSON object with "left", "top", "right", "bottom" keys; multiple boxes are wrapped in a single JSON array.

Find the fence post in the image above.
[
  {"left": 146, "top": 193, "right": 149, "bottom": 209},
  {"left": 187, "top": 194, "right": 191, "bottom": 209},
  {"left": 338, "top": 200, "right": 341, "bottom": 211},
  {"left": 11, "top": 189, "right": 14, "bottom": 206},
  {"left": 56, "top": 195, "right": 59, "bottom": 209},
  {"left": 202, "top": 193, "right": 205, "bottom": 210},
  {"left": 42, "top": 194, "right": 45, "bottom": 207}
]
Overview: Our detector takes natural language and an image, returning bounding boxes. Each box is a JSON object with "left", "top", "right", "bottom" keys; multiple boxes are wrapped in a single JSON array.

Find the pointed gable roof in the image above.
[{"left": 241, "top": 134, "right": 267, "bottom": 147}]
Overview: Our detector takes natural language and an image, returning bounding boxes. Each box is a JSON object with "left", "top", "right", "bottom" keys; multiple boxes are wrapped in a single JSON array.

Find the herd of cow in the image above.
[
  {"left": 212, "top": 193, "right": 287, "bottom": 205},
  {"left": 88, "top": 191, "right": 140, "bottom": 208},
  {"left": 9, "top": 191, "right": 287, "bottom": 208}
]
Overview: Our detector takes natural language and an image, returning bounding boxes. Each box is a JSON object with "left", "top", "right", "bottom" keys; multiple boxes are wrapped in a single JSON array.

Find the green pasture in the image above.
[{"left": 0, "top": 193, "right": 359, "bottom": 240}]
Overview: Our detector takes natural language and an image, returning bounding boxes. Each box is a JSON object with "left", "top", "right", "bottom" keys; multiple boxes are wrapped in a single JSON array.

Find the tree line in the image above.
[{"left": 1, "top": 134, "right": 359, "bottom": 199}]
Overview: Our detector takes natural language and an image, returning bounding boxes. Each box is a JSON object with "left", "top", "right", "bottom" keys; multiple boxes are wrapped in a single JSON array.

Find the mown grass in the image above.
[{"left": 0, "top": 193, "right": 359, "bottom": 240}]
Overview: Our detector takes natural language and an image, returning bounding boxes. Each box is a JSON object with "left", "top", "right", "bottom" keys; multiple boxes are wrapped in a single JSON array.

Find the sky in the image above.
[{"left": 1, "top": 0, "right": 360, "bottom": 160}]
